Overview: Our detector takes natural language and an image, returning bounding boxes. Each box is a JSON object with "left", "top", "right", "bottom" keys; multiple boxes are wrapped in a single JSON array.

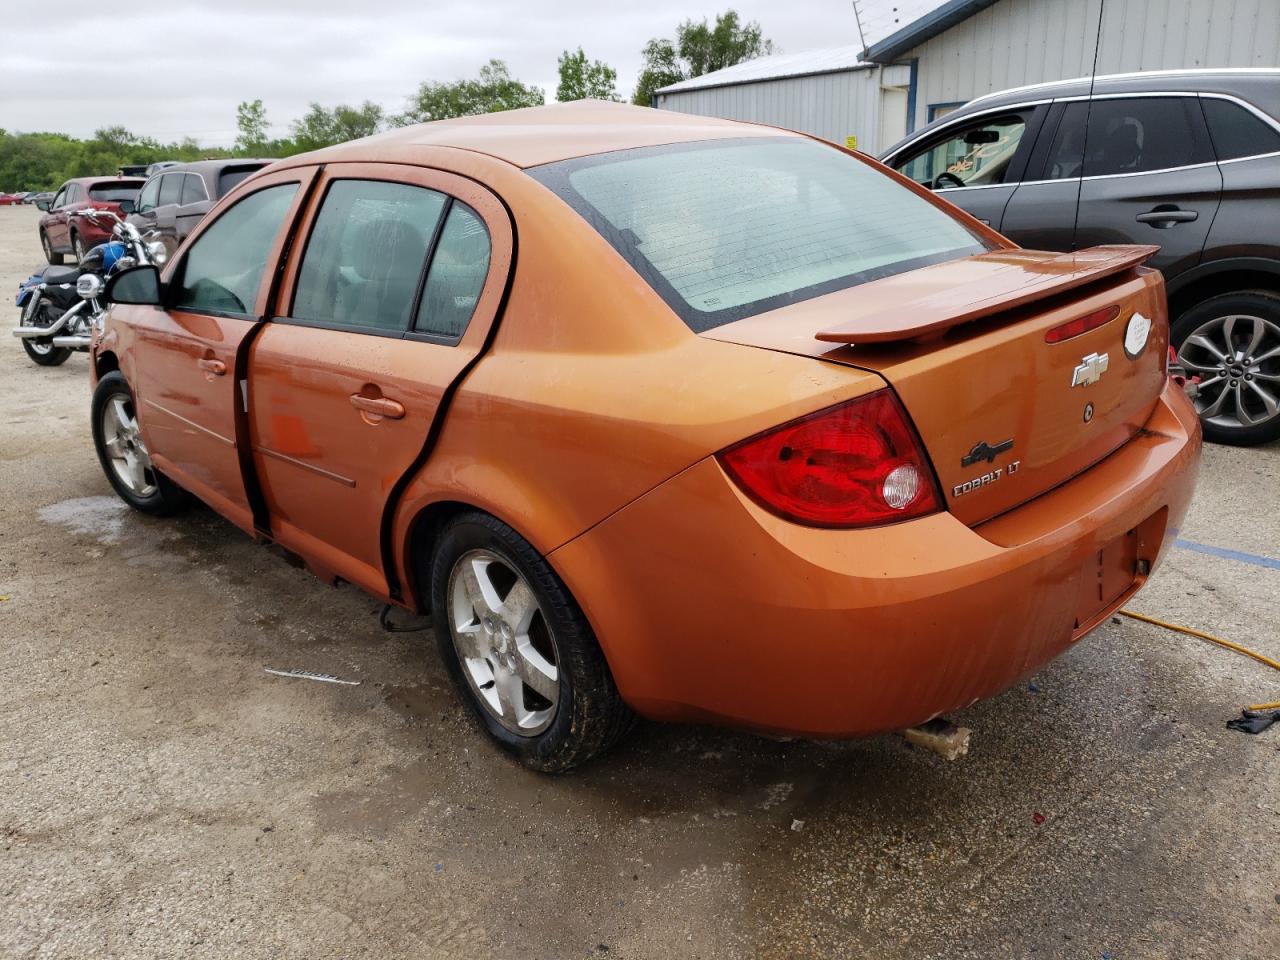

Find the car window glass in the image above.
[
  {"left": 898, "top": 114, "right": 1028, "bottom": 189},
  {"left": 181, "top": 174, "right": 207, "bottom": 205},
  {"left": 415, "top": 203, "right": 490, "bottom": 339},
  {"left": 218, "top": 165, "right": 266, "bottom": 197},
  {"left": 137, "top": 177, "right": 161, "bottom": 213},
  {"left": 1081, "top": 97, "right": 1212, "bottom": 177},
  {"left": 173, "top": 183, "right": 298, "bottom": 316},
  {"left": 52, "top": 189, "right": 66, "bottom": 208},
  {"left": 1042, "top": 102, "right": 1089, "bottom": 180},
  {"left": 1201, "top": 97, "right": 1280, "bottom": 161},
  {"left": 158, "top": 174, "right": 183, "bottom": 206},
  {"left": 89, "top": 183, "right": 141, "bottom": 202},
  {"left": 292, "top": 179, "right": 446, "bottom": 332}
]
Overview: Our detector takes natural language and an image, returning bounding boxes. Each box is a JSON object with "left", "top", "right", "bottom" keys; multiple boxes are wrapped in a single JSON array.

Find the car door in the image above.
[
  {"left": 46, "top": 184, "right": 73, "bottom": 249},
  {"left": 996, "top": 101, "right": 1088, "bottom": 252},
  {"left": 174, "top": 173, "right": 214, "bottom": 251},
  {"left": 889, "top": 105, "right": 1047, "bottom": 230},
  {"left": 1071, "top": 95, "right": 1221, "bottom": 278},
  {"left": 246, "top": 164, "right": 512, "bottom": 597},
  {"left": 130, "top": 175, "right": 162, "bottom": 240},
  {"left": 122, "top": 166, "right": 318, "bottom": 534},
  {"left": 152, "top": 173, "right": 185, "bottom": 250}
]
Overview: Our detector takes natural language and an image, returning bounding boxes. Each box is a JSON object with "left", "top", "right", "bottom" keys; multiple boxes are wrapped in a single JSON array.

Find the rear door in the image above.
[
  {"left": 999, "top": 101, "right": 1089, "bottom": 252},
  {"left": 1071, "top": 96, "right": 1220, "bottom": 278},
  {"left": 890, "top": 106, "right": 1048, "bottom": 230},
  {"left": 246, "top": 164, "right": 512, "bottom": 596},
  {"left": 124, "top": 166, "right": 317, "bottom": 533}
]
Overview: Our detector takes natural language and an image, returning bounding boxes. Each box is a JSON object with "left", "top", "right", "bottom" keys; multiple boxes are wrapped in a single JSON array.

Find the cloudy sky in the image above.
[{"left": 0, "top": 1, "right": 937, "bottom": 145}]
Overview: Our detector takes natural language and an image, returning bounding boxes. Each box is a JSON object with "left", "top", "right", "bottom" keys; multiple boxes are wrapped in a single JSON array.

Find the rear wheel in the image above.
[
  {"left": 72, "top": 232, "right": 86, "bottom": 263},
  {"left": 427, "top": 512, "right": 633, "bottom": 772},
  {"left": 91, "top": 372, "right": 191, "bottom": 514},
  {"left": 1172, "top": 291, "right": 1280, "bottom": 446},
  {"left": 21, "top": 337, "right": 72, "bottom": 366},
  {"left": 41, "top": 230, "right": 64, "bottom": 266}
]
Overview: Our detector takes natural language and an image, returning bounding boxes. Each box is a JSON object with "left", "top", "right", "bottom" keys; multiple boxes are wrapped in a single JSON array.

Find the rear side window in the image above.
[
  {"left": 1201, "top": 97, "right": 1280, "bottom": 160},
  {"left": 218, "top": 165, "right": 267, "bottom": 197},
  {"left": 292, "top": 179, "right": 447, "bottom": 333},
  {"left": 159, "top": 174, "right": 182, "bottom": 206},
  {"left": 174, "top": 183, "right": 298, "bottom": 316},
  {"left": 1081, "top": 97, "right": 1212, "bottom": 176},
  {"left": 530, "top": 138, "right": 987, "bottom": 331},
  {"left": 88, "top": 183, "right": 141, "bottom": 202},
  {"left": 415, "top": 203, "right": 491, "bottom": 340},
  {"left": 180, "top": 174, "right": 207, "bottom": 205}
]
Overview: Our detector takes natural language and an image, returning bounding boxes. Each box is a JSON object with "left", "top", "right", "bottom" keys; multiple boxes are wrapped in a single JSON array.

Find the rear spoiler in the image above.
[{"left": 815, "top": 245, "right": 1160, "bottom": 345}]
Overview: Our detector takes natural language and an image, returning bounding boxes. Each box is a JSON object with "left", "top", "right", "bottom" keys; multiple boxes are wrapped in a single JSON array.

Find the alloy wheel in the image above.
[
  {"left": 1177, "top": 313, "right": 1280, "bottom": 431},
  {"left": 74, "top": 236, "right": 86, "bottom": 262},
  {"left": 100, "top": 395, "right": 157, "bottom": 497},
  {"left": 447, "top": 549, "right": 560, "bottom": 736},
  {"left": 41, "top": 233, "right": 52, "bottom": 260}
]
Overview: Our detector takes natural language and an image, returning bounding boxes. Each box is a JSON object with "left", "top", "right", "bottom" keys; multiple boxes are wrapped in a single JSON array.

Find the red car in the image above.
[
  {"left": 36, "top": 176, "right": 145, "bottom": 263},
  {"left": 0, "top": 193, "right": 25, "bottom": 206}
]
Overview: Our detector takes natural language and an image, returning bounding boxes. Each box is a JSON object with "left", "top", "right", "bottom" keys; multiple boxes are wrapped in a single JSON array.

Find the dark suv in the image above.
[
  {"left": 882, "top": 69, "right": 1280, "bottom": 446},
  {"left": 127, "top": 159, "right": 274, "bottom": 257}
]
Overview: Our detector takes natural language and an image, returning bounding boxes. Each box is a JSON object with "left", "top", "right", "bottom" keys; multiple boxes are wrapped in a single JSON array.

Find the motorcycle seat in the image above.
[{"left": 42, "top": 266, "right": 80, "bottom": 286}]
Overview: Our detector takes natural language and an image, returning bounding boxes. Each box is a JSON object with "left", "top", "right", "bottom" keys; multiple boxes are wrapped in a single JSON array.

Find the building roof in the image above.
[
  {"left": 864, "top": 0, "right": 1001, "bottom": 62},
  {"left": 290, "top": 100, "right": 796, "bottom": 170},
  {"left": 654, "top": 46, "right": 873, "bottom": 97}
]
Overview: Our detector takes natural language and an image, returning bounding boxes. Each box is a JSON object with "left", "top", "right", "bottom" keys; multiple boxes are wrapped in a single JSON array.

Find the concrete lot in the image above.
[{"left": 0, "top": 202, "right": 1277, "bottom": 959}]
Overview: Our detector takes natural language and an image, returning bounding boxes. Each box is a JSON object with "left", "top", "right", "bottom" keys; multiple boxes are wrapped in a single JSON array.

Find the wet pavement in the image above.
[{"left": 2, "top": 205, "right": 1278, "bottom": 958}]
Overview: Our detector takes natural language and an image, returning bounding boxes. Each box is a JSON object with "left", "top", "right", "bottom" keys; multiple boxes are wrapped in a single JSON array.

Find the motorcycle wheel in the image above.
[{"left": 21, "top": 336, "right": 72, "bottom": 366}]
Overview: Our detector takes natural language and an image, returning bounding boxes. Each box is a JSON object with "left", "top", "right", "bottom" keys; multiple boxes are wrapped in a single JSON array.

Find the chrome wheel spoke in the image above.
[
  {"left": 500, "top": 579, "right": 538, "bottom": 634},
  {"left": 514, "top": 641, "right": 558, "bottom": 701},
  {"left": 454, "top": 622, "right": 489, "bottom": 661},
  {"left": 1245, "top": 381, "right": 1279, "bottom": 422},
  {"left": 1177, "top": 356, "right": 1220, "bottom": 374},
  {"left": 492, "top": 668, "right": 529, "bottom": 726},
  {"left": 1199, "top": 382, "right": 1234, "bottom": 419},
  {"left": 1185, "top": 333, "right": 1227, "bottom": 363}
]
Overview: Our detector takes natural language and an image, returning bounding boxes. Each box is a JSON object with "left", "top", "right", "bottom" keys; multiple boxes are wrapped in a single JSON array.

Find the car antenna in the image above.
[{"left": 1071, "top": 0, "right": 1107, "bottom": 248}]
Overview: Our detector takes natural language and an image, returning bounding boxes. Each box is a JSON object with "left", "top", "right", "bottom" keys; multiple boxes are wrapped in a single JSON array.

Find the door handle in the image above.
[
  {"left": 1136, "top": 207, "right": 1198, "bottom": 224},
  {"left": 196, "top": 357, "right": 226, "bottom": 376},
  {"left": 349, "top": 394, "right": 405, "bottom": 420}
]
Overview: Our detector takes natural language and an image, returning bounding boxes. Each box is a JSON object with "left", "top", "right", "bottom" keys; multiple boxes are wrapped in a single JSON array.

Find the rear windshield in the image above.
[
  {"left": 218, "top": 165, "right": 268, "bottom": 197},
  {"left": 529, "top": 137, "right": 988, "bottom": 331},
  {"left": 88, "top": 182, "right": 142, "bottom": 202}
]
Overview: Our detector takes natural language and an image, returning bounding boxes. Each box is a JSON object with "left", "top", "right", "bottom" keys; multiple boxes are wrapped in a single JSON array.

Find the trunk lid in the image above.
[{"left": 704, "top": 246, "right": 1170, "bottom": 526}]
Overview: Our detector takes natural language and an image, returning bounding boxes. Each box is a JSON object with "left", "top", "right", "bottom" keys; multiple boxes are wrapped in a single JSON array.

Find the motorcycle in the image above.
[{"left": 11, "top": 208, "right": 165, "bottom": 367}]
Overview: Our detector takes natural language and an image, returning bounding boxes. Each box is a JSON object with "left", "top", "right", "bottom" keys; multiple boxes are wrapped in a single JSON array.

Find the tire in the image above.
[
  {"left": 72, "top": 232, "right": 86, "bottom": 263},
  {"left": 91, "top": 372, "right": 191, "bottom": 515},
  {"left": 1172, "top": 290, "right": 1280, "bottom": 446},
  {"left": 426, "top": 512, "right": 633, "bottom": 772},
  {"left": 41, "top": 230, "right": 64, "bottom": 266},
  {"left": 21, "top": 337, "right": 72, "bottom": 366}
]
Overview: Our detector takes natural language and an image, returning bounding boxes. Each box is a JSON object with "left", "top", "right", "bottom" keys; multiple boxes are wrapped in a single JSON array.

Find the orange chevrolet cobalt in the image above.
[{"left": 91, "top": 101, "right": 1200, "bottom": 771}]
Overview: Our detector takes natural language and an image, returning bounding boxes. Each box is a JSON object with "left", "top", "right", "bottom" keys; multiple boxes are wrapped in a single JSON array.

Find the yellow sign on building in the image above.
[{"left": 845, "top": 135, "right": 858, "bottom": 151}]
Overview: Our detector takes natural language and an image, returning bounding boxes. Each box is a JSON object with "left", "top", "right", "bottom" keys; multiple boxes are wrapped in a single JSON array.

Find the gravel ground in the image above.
[{"left": 1, "top": 203, "right": 1278, "bottom": 959}]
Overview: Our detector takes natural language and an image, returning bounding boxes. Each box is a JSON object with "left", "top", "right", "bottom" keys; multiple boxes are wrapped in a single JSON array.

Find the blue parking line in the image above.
[{"left": 1174, "top": 539, "right": 1280, "bottom": 571}]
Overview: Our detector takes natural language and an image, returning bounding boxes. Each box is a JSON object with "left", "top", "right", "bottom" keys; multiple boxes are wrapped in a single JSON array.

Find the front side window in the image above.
[
  {"left": 173, "top": 183, "right": 298, "bottom": 316},
  {"left": 898, "top": 114, "right": 1029, "bottom": 189},
  {"left": 292, "top": 180, "right": 447, "bottom": 333},
  {"left": 530, "top": 137, "right": 987, "bottom": 332},
  {"left": 52, "top": 188, "right": 67, "bottom": 208},
  {"left": 1201, "top": 97, "right": 1280, "bottom": 161},
  {"left": 137, "top": 177, "right": 161, "bottom": 213},
  {"left": 415, "top": 203, "right": 491, "bottom": 340},
  {"left": 1081, "top": 97, "right": 1212, "bottom": 177}
]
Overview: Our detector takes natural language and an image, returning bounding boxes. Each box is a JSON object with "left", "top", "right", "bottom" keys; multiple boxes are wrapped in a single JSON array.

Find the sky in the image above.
[{"left": 0, "top": 1, "right": 941, "bottom": 146}]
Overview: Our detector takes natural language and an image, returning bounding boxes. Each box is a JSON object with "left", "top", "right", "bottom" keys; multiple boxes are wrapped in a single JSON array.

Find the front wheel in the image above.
[
  {"left": 91, "top": 372, "right": 191, "bottom": 514},
  {"left": 41, "top": 230, "right": 64, "bottom": 266},
  {"left": 72, "top": 232, "right": 86, "bottom": 263},
  {"left": 427, "top": 512, "right": 633, "bottom": 772},
  {"left": 1172, "top": 291, "right": 1280, "bottom": 446}
]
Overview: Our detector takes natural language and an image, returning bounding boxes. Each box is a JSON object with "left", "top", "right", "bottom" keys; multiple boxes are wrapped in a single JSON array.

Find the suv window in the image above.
[
  {"left": 898, "top": 114, "right": 1030, "bottom": 189},
  {"left": 137, "top": 177, "right": 161, "bottom": 213},
  {"left": 173, "top": 183, "right": 298, "bottom": 316},
  {"left": 159, "top": 174, "right": 183, "bottom": 207},
  {"left": 1082, "top": 97, "right": 1212, "bottom": 176},
  {"left": 292, "top": 179, "right": 447, "bottom": 333},
  {"left": 531, "top": 138, "right": 987, "bottom": 331},
  {"left": 88, "top": 183, "right": 140, "bottom": 202},
  {"left": 52, "top": 188, "right": 67, "bottom": 208},
  {"left": 415, "top": 203, "right": 490, "bottom": 340},
  {"left": 1201, "top": 97, "right": 1280, "bottom": 161},
  {"left": 217, "top": 165, "right": 267, "bottom": 198},
  {"left": 180, "top": 174, "right": 207, "bottom": 205}
]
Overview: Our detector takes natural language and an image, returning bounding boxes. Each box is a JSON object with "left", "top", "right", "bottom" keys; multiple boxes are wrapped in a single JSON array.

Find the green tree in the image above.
[
  {"left": 632, "top": 10, "right": 775, "bottom": 105},
  {"left": 235, "top": 99, "right": 270, "bottom": 153},
  {"left": 396, "top": 59, "right": 544, "bottom": 125},
  {"left": 556, "top": 47, "right": 621, "bottom": 102},
  {"left": 292, "top": 101, "right": 385, "bottom": 151}
]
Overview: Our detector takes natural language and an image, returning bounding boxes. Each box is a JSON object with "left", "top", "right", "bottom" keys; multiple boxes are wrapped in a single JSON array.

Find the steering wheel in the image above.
[{"left": 932, "top": 171, "right": 967, "bottom": 190}]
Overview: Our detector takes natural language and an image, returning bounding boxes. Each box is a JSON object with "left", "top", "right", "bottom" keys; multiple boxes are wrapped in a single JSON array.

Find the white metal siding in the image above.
[
  {"left": 907, "top": 0, "right": 1280, "bottom": 129},
  {"left": 656, "top": 68, "right": 884, "bottom": 151}
]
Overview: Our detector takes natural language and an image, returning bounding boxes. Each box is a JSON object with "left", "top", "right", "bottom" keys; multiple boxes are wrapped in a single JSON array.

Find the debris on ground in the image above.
[
  {"left": 902, "top": 718, "right": 971, "bottom": 760},
  {"left": 1225, "top": 709, "right": 1280, "bottom": 735},
  {"left": 264, "top": 668, "right": 361, "bottom": 686}
]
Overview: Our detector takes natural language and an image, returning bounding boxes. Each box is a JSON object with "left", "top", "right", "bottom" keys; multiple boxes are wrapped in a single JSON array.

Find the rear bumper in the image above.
[{"left": 550, "top": 381, "right": 1202, "bottom": 737}]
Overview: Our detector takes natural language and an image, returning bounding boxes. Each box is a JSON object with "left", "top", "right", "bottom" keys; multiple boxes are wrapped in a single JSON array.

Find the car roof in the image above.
[
  {"left": 154, "top": 159, "right": 276, "bottom": 177},
  {"left": 281, "top": 99, "right": 795, "bottom": 170},
  {"left": 964, "top": 67, "right": 1280, "bottom": 111},
  {"left": 66, "top": 176, "right": 145, "bottom": 187}
]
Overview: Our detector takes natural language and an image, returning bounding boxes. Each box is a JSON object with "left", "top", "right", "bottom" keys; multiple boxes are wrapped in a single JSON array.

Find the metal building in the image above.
[{"left": 653, "top": 0, "right": 1280, "bottom": 155}]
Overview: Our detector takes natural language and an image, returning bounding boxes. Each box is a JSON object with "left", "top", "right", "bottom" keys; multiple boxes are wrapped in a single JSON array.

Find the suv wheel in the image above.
[
  {"left": 426, "top": 512, "right": 633, "bottom": 772},
  {"left": 73, "top": 232, "right": 86, "bottom": 263},
  {"left": 1172, "top": 291, "right": 1280, "bottom": 446},
  {"left": 41, "top": 230, "right": 64, "bottom": 266}
]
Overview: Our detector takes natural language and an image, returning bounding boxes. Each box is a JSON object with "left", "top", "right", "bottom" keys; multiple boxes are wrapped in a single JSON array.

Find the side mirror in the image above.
[
  {"left": 106, "top": 264, "right": 162, "bottom": 306},
  {"left": 118, "top": 199, "right": 136, "bottom": 215},
  {"left": 36, "top": 200, "right": 50, "bottom": 211}
]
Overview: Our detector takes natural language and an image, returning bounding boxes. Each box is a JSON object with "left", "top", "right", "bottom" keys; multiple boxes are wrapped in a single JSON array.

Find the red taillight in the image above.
[
  {"left": 718, "top": 390, "right": 941, "bottom": 528},
  {"left": 1044, "top": 305, "right": 1120, "bottom": 343}
]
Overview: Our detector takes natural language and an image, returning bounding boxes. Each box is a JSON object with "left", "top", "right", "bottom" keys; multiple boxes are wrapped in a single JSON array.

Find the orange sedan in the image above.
[{"left": 91, "top": 102, "right": 1201, "bottom": 771}]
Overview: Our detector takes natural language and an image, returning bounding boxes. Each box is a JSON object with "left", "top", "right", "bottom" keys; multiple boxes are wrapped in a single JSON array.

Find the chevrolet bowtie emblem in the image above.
[
  {"left": 1071, "top": 352, "right": 1109, "bottom": 388},
  {"left": 961, "top": 438, "right": 1014, "bottom": 467}
]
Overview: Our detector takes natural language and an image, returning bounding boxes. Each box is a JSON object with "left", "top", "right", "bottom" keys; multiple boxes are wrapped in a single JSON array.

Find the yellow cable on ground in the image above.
[{"left": 1117, "top": 609, "right": 1280, "bottom": 712}]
